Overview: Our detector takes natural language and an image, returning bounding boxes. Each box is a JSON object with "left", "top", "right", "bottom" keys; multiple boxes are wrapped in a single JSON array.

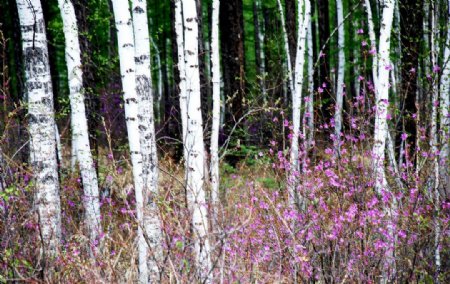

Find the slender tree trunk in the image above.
[
  {"left": 290, "top": 0, "right": 311, "bottom": 207},
  {"left": 150, "top": 36, "right": 163, "bottom": 125},
  {"left": 430, "top": 1, "right": 441, "bottom": 279},
  {"left": 372, "top": 0, "right": 395, "bottom": 194},
  {"left": 210, "top": 0, "right": 221, "bottom": 221},
  {"left": 306, "top": 20, "right": 314, "bottom": 150},
  {"left": 54, "top": 123, "right": 63, "bottom": 164},
  {"left": 73, "top": 0, "right": 100, "bottom": 172},
  {"left": 16, "top": 0, "right": 62, "bottom": 271},
  {"left": 285, "top": 0, "right": 297, "bottom": 66},
  {"left": 364, "top": 0, "right": 378, "bottom": 90},
  {"left": 277, "top": 0, "right": 294, "bottom": 96},
  {"left": 181, "top": 0, "right": 212, "bottom": 281},
  {"left": 57, "top": 0, "right": 102, "bottom": 250},
  {"left": 175, "top": 0, "right": 188, "bottom": 143},
  {"left": 334, "top": 0, "right": 345, "bottom": 156},
  {"left": 111, "top": 1, "right": 148, "bottom": 282},
  {"left": 439, "top": 0, "right": 450, "bottom": 198},
  {"left": 132, "top": 0, "right": 163, "bottom": 280},
  {"left": 253, "top": 0, "right": 266, "bottom": 100},
  {"left": 373, "top": 2, "right": 397, "bottom": 277}
]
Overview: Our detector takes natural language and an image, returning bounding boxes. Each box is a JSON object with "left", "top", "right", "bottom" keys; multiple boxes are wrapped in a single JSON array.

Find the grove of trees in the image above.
[{"left": 0, "top": 0, "right": 449, "bottom": 282}]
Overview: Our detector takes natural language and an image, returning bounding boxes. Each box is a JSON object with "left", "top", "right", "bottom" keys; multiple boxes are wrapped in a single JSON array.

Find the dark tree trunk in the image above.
[
  {"left": 220, "top": 0, "right": 245, "bottom": 123},
  {"left": 398, "top": 0, "right": 423, "bottom": 155},
  {"left": 2, "top": 0, "right": 26, "bottom": 163},
  {"left": 311, "top": 0, "right": 318, "bottom": 93},
  {"left": 169, "top": 0, "right": 183, "bottom": 161},
  {"left": 317, "top": 0, "right": 331, "bottom": 122},
  {"left": 285, "top": 0, "right": 296, "bottom": 66}
]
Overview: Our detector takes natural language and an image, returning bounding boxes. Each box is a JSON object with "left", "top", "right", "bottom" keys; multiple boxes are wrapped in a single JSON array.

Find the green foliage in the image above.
[{"left": 257, "top": 177, "right": 278, "bottom": 189}]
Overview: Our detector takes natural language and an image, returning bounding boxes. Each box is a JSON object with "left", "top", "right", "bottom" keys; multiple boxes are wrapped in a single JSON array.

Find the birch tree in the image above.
[
  {"left": 430, "top": 0, "right": 441, "bottom": 276},
  {"left": 111, "top": 1, "right": 149, "bottom": 282},
  {"left": 210, "top": 0, "right": 221, "bottom": 218},
  {"left": 440, "top": 0, "right": 450, "bottom": 194},
  {"left": 277, "top": 0, "right": 294, "bottom": 95},
  {"left": 290, "top": 0, "right": 311, "bottom": 207},
  {"left": 132, "top": 0, "right": 163, "bottom": 280},
  {"left": 16, "top": 0, "right": 62, "bottom": 265},
  {"left": 254, "top": 0, "right": 266, "bottom": 100},
  {"left": 334, "top": 0, "right": 345, "bottom": 156},
  {"left": 57, "top": 0, "right": 102, "bottom": 250},
  {"left": 371, "top": 0, "right": 395, "bottom": 194},
  {"left": 175, "top": 0, "right": 188, "bottom": 143},
  {"left": 180, "top": 0, "right": 212, "bottom": 281},
  {"left": 304, "top": 22, "right": 314, "bottom": 151}
]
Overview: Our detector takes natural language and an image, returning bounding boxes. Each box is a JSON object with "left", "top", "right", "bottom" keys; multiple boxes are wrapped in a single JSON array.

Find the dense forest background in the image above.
[{"left": 0, "top": 0, "right": 449, "bottom": 283}]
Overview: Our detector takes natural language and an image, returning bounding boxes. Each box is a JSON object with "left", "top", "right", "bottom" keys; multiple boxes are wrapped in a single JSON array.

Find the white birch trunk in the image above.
[
  {"left": 364, "top": 0, "right": 378, "bottom": 90},
  {"left": 277, "top": 0, "right": 295, "bottom": 95},
  {"left": 57, "top": 0, "right": 102, "bottom": 249},
  {"left": 334, "top": 0, "right": 345, "bottom": 156},
  {"left": 132, "top": 0, "right": 163, "bottom": 280},
  {"left": 175, "top": 0, "right": 188, "bottom": 143},
  {"left": 181, "top": 0, "right": 212, "bottom": 281},
  {"left": 111, "top": 1, "right": 148, "bottom": 282},
  {"left": 290, "top": 0, "right": 310, "bottom": 207},
  {"left": 255, "top": 0, "right": 266, "bottom": 100},
  {"left": 210, "top": 0, "right": 221, "bottom": 217},
  {"left": 439, "top": 0, "right": 450, "bottom": 193},
  {"left": 17, "top": 0, "right": 62, "bottom": 260},
  {"left": 430, "top": 1, "right": 441, "bottom": 276},
  {"left": 372, "top": 0, "right": 394, "bottom": 194},
  {"left": 150, "top": 36, "right": 163, "bottom": 124},
  {"left": 306, "top": 23, "right": 314, "bottom": 150},
  {"left": 372, "top": 3, "right": 396, "bottom": 279}
]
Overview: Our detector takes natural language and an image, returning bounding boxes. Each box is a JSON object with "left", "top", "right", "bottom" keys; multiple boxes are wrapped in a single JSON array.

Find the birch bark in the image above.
[
  {"left": 111, "top": 1, "right": 148, "bottom": 282},
  {"left": 430, "top": 1, "right": 441, "bottom": 277},
  {"left": 290, "top": 0, "right": 310, "bottom": 207},
  {"left": 277, "top": 0, "right": 295, "bottom": 95},
  {"left": 210, "top": 0, "right": 221, "bottom": 217},
  {"left": 175, "top": 0, "right": 188, "bottom": 143},
  {"left": 364, "top": 0, "right": 378, "bottom": 90},
  {"left": 16, "top": 0, "right": 62, "bottom": 263},
  {"left": 150, "top": 36, "right": 163, "bottom": 124},
  {"left": 334, "top": 0, "right": 345, "bottom": 156},
  {"left": 372, "top": 0, "right": 394, "bottom": 194},
  {"left": 57, "top": 0, "right": 102, "bottom": 249},
  {"left": 439, "top": 0, "right": 450, "bottom": 194},
  {"left": 254, "top": 0, "right": 266, "bottom": 100},
  {"left": 306, "top": 22, "right": 314, "bottom": 149},
  {"left": 181, "top": 0, "right": 212, "bottom": 281},
  {"left": 132, "top": 0, "right": 163, "bottom": 280}
]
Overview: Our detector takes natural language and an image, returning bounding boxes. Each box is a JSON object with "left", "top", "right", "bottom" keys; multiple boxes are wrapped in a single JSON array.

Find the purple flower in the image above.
[{"left": 433, "top": 65, "right": 441, "bottom": 73}]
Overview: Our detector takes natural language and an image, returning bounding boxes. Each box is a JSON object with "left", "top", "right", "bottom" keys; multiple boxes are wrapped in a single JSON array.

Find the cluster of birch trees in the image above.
[{"left": 0, "top": 0, "right": 449, "bottom": 282}]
